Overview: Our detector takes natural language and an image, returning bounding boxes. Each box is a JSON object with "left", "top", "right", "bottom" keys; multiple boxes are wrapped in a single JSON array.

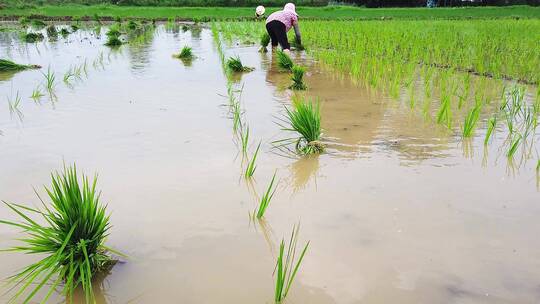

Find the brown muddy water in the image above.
[{"left": 0, "top": 23, "right": 539, "bottom": 304}]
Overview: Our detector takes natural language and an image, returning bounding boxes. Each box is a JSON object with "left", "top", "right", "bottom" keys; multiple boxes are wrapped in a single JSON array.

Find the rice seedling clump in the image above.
[
  {"left": 173, "top": 46, "right": 195, "bottom": 60},
  {"left": 46, "top": 25, "right": 58, "bottom": 38},
  {"left": 105, "top": 35, "right": 123, "bottom": 47},
  {"left": 278, "top": 98, "right": 324, "bottom": 155},
  {"left": 23, "top": 32, "right": 44, "bottom": 43},
  {"left": 30, "top": 19, "right": 47, "bottom": 29},
  {"left": 0, "top": 59, "right": 41, "bottom": 72},
  {"left": 60, "top": 28, "right": 70, "bottom": 37},
  {"left": 0, "top": 165, "right": 120, "bottom": 303},
  {"left": 226, "top": 56, "right": 254, "bottom": 73},
  {"left": 277, "top": 50, "right": 294, "bottom": 72},
  {"left": 289, "top": 65, "right": 307, "bottom": 90},
  {"left": 259, "top": 32, "right": 271, "bottom": 53}
]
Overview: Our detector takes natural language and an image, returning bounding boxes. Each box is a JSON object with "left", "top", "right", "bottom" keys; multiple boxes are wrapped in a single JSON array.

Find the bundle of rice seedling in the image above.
[
  {"left": 23, "top": 32, "right": 45, "bottom": 43},
  {"left": 105, "top": 35, "right": 123, "bottom": 47},
  {"left": 0, "top": 59, "right": 41, "bottom": 72},
  {"left": 173, "top": 46, "right": 195, "bottom": 60},
  {"left": 277, "top": 50, "right": 294, "bottom": 72},
  {"left": 259, "top": 32, "right": 271, "bottom": 53},
  {"left": 289, "top": 65, "right": 307, "bottom": 90},
  {"left": 226, "top": 56, "right": 254, "bottom": 73}
]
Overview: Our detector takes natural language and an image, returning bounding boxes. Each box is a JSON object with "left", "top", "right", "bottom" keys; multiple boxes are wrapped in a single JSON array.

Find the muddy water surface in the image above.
[{"left": 0, "top": 23, "right": 539, "bottom": 304}]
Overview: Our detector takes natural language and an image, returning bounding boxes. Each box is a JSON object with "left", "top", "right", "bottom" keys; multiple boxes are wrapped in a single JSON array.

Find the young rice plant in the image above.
[{"left": 0, "top": 164, "right": 121, "bottom": 304}]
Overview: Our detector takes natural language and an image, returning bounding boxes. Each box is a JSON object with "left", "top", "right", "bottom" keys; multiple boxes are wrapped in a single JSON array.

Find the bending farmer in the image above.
[{"left": 265, "top": 3, "right": 301, "bottom": 52}]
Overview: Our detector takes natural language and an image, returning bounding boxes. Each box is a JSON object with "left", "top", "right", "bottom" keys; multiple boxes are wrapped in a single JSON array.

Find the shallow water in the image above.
[{"left": 0, "top": 23, "right": 539, "bottom": 303}]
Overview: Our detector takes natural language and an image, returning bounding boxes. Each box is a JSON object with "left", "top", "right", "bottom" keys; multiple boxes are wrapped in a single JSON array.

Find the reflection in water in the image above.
[
  {"left": 126, "top": 26, "right": 156, "bottom": 74},
  {"left": 288, "top": 155, "right": 320, "bottom": 192}
]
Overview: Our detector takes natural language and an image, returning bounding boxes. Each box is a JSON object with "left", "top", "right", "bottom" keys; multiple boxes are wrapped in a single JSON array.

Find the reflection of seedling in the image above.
[
  {"left": 0, "top": 165, "right": 122, "bottom": 304},
  {"left": 240, "top": 126, "right": 250, "bottom": 157},
  {"left": 0, "top": 59, "right": 41, "bottom": 71},
  {"left": 274, "top": 224, "right": 309, "bottom": 304},
  {"left": 245, "top": 142, "right": 261, "bottom": 178},
  {"left": 173, "top": 46, "right": 194, "bottom": 60},
  {"left": 7, "top": 91, "right": 21, "bottom": 112},
  {"left": 289, "top": 65, "right": 307, "bottom": 90},
  {"left": 277, "top": 50, "right": 294, "bottom": 72},
  {"left": 127, "top": 20, "right": 139, "bottom": 31},
  {"left": 226, "top": 56, "right": 254, "bottom": 73},
  {"left": 277, "top": 97, "right": 324, "bottom": 155},
  {"left": 254, "top": 172, "right": 277, "bottom": 219}
]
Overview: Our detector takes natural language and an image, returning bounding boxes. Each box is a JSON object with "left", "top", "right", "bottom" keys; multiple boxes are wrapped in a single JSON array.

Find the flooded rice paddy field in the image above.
[{"left": 0, "top": 22, "right": 539, "bottom": 303}]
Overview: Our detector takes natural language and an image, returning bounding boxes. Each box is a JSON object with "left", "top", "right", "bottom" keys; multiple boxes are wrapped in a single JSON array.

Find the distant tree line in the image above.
[
  {"left": 346, "top": 0, "right": 539, "bottom": 7},
  {"left": 2, "top": 0, "right": 329, "bottom": 7}
]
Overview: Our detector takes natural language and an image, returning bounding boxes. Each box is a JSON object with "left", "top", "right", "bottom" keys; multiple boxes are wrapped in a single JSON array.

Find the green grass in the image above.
[
  {"left": 289, "top": 65, "right": 307, "bottom": 90},
  {"left": 276, "top": 50, "right": 294, "bottom": 72},
  {"left": 274, "top": 224, "right": 309, "bottom": 304},
  {"left": 254, "top": 172, "right": 277, "bottom": 219},
  {"left": 0, "top": 164, "right": 120, "bottom": 304},
  {"left": 277, "top": 97, "right": 324, "bottom": 155},
  {"left": 226, "top": 56, "right": 254, "bottom": 73},
  {"left": 2, "top": 5, "right": 540, "bottom": 21},
  {"left": 0, "top": 59, "right": 41, "bottom": 72}
]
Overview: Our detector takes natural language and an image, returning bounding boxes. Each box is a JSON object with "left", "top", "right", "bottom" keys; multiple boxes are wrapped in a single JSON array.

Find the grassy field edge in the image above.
[{"left": 1, "top": 5, "right": 539, "bottom": 21}]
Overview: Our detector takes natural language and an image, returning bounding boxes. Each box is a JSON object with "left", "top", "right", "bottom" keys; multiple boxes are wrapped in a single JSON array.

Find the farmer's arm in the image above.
[{"left": 293, "top": 23, "right": 301, "bottom": 45}]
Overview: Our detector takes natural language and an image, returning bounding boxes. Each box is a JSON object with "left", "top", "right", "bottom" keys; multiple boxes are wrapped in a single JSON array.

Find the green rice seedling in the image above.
[
  {"left": 537, "top": 159, "right": 540, "bottom": 171},
  {"left": 259, "top": 32, "right": 271, "bottom": 53},
  {"left": 30, "top": 19, "right": 47, "bottom": 29},
  {"left": 63, "top": 67, "right": 75, "bottom": 85},
  {"left": 436, "top": 94, "right": 452, "bottom": 129},
  {"left": 245, "top": 142, "right": 261, "bottom": 178},
  {"left": 0, "top": 164, "right": 120, "bottom": 304},
  {"left": 7, "top": 91, "right": 21, "bottom": 113},
  {"left": 115, "top": 16, "right": 123, "bottom": 23},
  {"left": 289, "top": 65, "right": 307, "bottom": 90},
  {"left": 30, "top": 86, "right": 45, "bottom": 101},
  {"left": 254, "top": 172, "right": 277, "bottom": 219},
  {"left": 462, "top": 102, "right": 482, "bottom": 138},
  {"left": 127, "top": 20, "right": 139, "bottom": 31},
  {"left": 46, "top": 25, "right": 58, "bottom": 39},
  {"left": 507, "top": 134, "right": 522, "bottom": 158},
  {"left": 71, "top": 24, "right": 79, "bottom": 32},
  {"left": 226, "top": 56, "right": 254, "bottom": 73},
  {"left": 105, "top": 36, "right": 123, "bottom": 47},
  {"left": 484, "top": 115, "right": 497, "bottom": 146},
  {"left": 60, "top": 28, "right": 70, "bottom": 37},
  {"left": 173, "top": 46, "right": 194, "bottom": 60},
  {"left": 23, "top": 32, "right": 44, "bottom": 43},
  {"left": 0, "top": 59, "right": 40, "bottom": 72},
  {"left": 19, "top": 16, "right": 30, "bottom": 26},
  {"left": 292, "top": 36, "right": 305, "bottom": 51},
  {"left": 106, "top": 28, "right": 121, "bottom": 38},
  {"left": 93, "top": 13, "right": 102, "bottom": 25},
  {"left": 232, "top": 100, "right": 243, "bottom": 131},
  {"left": 277, "top": 98, "right": 324, "bottom": 155},
  {"left": 277, "top": 50, "right": 294, "bottom": 72},
  {"left": 42, "top": 67, "right": 56, "bottom": 92},
  {"left": 240, "top": 126, "right": 250, "bottom": 157},
  {"left": 274, "top": 224, "right": 310, "bottom": 303}
]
